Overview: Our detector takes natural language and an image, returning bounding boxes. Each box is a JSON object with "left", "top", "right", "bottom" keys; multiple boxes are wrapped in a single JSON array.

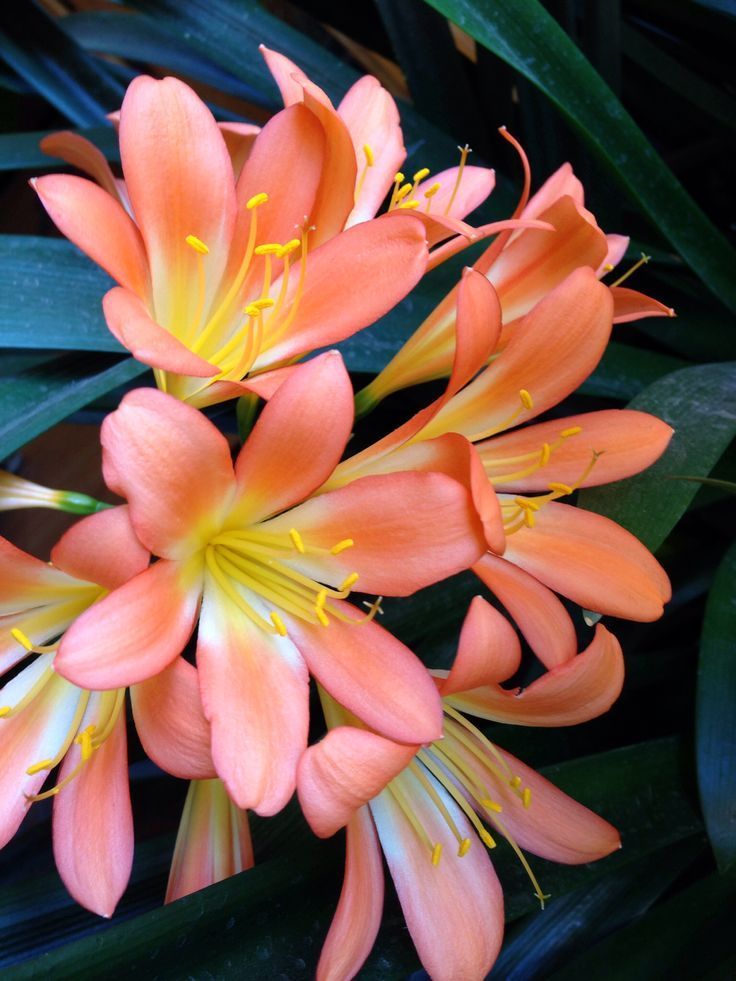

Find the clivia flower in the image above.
[
  {"left": 297, "top": 597, "right": 623, "bottom": 980},
  {"left": 0, "top": 507, "right": 215, "bottom": 916},
  {"left": 0, "top": 469, "right": 108, "bottom": 514},
  {"left": 53, "top": 353, "right": 489, "bottom": 817}
]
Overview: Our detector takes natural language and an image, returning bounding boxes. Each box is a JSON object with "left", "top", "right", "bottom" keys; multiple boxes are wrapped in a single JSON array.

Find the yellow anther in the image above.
[
  {"left": 413, "top": 167, "right": 431, "bottom": 183},
  {"left": 331, "top": 538, "right": 354, "bottom": 555},
  {"left": 510, "top": 775, "right": 522, "bottom": 789},
  {"left": 394, "top": 183, "right": 412, "bottom": 203},
  {"left": 279, "top": 238, "right": 301, "bottom": 256},
  {"left": 10, "top": 627, "right": 34, "bottom": 651},
  {"left": 524, "top": 509, "right": 536, "bottom": 528},
  {"left": 315, "top": 606, "right": 330, "bottom": 628},
  {"left": 424, "top": 181, "right": 442, "bottom": 199},
  {"left": 519, "top": 389, "right": 534, "bottom": 410},
  {"left": 289, "top": 528, "right": 306, "bottom": 554},
  {"left": 398, "top": 200, "right": 420, "bottom": 210},
  {"left": 245, "top": 304, "right": 262, "bottom": 318},
  {"left": 251, "top": 297, "right": 275, "bottom": 310},
  {"left": 431, "top": 842, "right": 443, "bottom": 866},
  {"left": 548, "top": 482, "right": 574, "bottom": 496},
  {"left": 458, "top": 837, "right": 472, "bottom": 857},
  {"left": 480, "top": 828, "right": 497, "bottom": 849},
  {"left": 26, "top": 759, "right": 52, "bottom": 776},
  {"left": 340, "top": 572, "right": 360, "bottom": 591},
  {"left": 561, "top": 426, "right": 583, "bottom": 438},
  {"left": 76, "top": 729, "right": 93, "bottom": 762},
  {"left": 393, "top": 172, "right": 405, "bottom": 184},
  {"left": 481, "top": 799, "right": 503, "bottom": 813},
  {"left": 254, "top": 243, "right": 283, "bottom": 256},
  {"left": 363, "top": 143, "right": 375, "bottom": 166},
  {"left": 316, "top": 589, "right": 328, "bottom": 610},
  {"left": 270, "top": 611, "right": 288, "bottom": 636},
  {"left": 603, "top": 262, "right": 614, "bottom": 272},
  {"left": 185, "top": 234, "right": 209, "bottom": 255},
  {"left": 540, "top": 443, "right": 551, "bottom": 466},
  {"left": 514, "top": 497, "right": 540, "bottom": 511},
  {"left": 523, "top": 787, "right": 532, "bottom": 809},
  {"left": 0, "top": 707, "right": 10, "bottom": 718},
  {"left": 246, "top": 192, "right": 269, "bottom": 210}
]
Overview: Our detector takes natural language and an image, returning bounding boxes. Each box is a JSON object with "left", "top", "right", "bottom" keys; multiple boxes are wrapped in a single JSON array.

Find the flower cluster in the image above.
[{"left": 2, "top": 46, "right": 674, "bottom": 978}]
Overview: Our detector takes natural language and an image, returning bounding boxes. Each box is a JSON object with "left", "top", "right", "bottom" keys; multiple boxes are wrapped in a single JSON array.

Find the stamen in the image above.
[
  {"left": 363, "top": 143, "right": 375, "bottom": 167},
  {"left": 610, "top": 252, "right": 650, "bottom": 288},
  {"left": 458, "top": 838, "right": 472, "bottom": 857},
  {"left": 432, "top": 843, "right": 443, "bottom": 866},
  {"left": 246, "top": 193, "right": 269, "bottom": 210},
  {"left": 519, "top": 389, "right": 534, "bottom": 410},
  {"left": 444, "top": 144, "right": 471, "bottom": 215},
  {"left": 423, "top": 181, "right": 442, "bottom": 214},
  {"left": 548, "top": 482, "right": 573, "bottom": 496},
  {"left": 413, "top": 167, "right": 431, "bottom": 183},
  {"left": 398, "top": 200, "right": 420, "bottom": 210},
  {"left": 185, "top": 234, "right": 209, "bottom": 255},
  {"left": 523, "top": 787, "right": 532, "bottom": 808},
  {"left": 289, "top": 528, "right": 306, "bottom": 553},
  {"left": 331, "top": 539, "right": 354, "bottom": 554},
  {"left": 270, "top": 611, "right": 288, "bottom": 636},
  {"left": 354, "top": 143, "right": 375, "bottom": 203},
  {"left": 388, "top": 172, "right": 405, "bottom": 210},
  {"left": 254, "top": 243, "right": 283, "bottom": 256},
  {"left": 561, "top": 426, "right": 583, "bottom": 438},
  {"left": 340, "top": 572, "right": 360, "bottom": 591},
  {"left": 315, "top": 607, "right": 330, "bottom": 627}
]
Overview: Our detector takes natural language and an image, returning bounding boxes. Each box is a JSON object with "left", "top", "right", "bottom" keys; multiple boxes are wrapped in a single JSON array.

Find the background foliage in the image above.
[{"left": 0, "top": 0, "right": 734, "bottom": 977}]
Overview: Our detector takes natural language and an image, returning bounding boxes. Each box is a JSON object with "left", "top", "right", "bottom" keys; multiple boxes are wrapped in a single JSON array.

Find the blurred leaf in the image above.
[
  {"left": 420, "top": 0, "right": 736, "bottom": 311},
  {"left": 696, "top": 541, "right": 736, "bottom": 872},
  {"left": 0, "top": 126, "right": 118, "bottom": 171},
  {"left": 0, "top": 237, "right": 120, "bottom": 353},
  {"left": 0, "top": 355, "right": 146, "bottom": 460},
  {"left": 0, "top": 3, "right": 123, "bottom": 125},
  {"left": 579, "top": 362, "right": 736, "bottom": 551}
]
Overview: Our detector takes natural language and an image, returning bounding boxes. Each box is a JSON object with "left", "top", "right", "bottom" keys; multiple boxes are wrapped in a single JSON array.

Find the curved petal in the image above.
[
  {"left": 301, "top": 88, "right": 357, "bottom": 245},
  {"left": 197, "top": 578, "right": 309, "bottom": 815},
  {"left": 51, "top": 506, "right": 149, "bottom": 591},
  {"left": 230, "top": 352, "right": 353, "bottom": 525},
  {"left": 119, "top": 75, "right": 236, "bottom": 327},
  {"left": 0, "top": 536, "right": 81, "bottom": 613},
  {"left": 102, "top": 287, "right": 218, "bottom": 377},
  {"left": 599, "top": 233, "right": 629, "bottom": 273},
  {"left": 438, "top": 595, "right": 521, "bottom": 696},
  {"left": 56, "top": 558, "right": 202, "bottom": 689},
  {"left": 473, "top": 553, "right": 577, "bottom": 669},
  {"left": 256, "top": 214, "right": 428, "bottom": 366},
  {"left": 165, "top": 778, "right": 253, "bottom": 903},
  {"left": 416, "top": 165, "right": 495, "bottom": 232},
  {"left": 317, "top": 807, "right": 384, "bottom": 981},
  {"left": 0, "top": 601, "right": 91, "bottom": 675},
  {"left": 260, "top": 45, "right": 333, "bottom": 109},
  {"left": 521, "top": 163, "right": 584, "bottom": 220},
  {"left": 53, "top": 708, "right": 133, "bottom": 917},
  {"left": 479, "top": 409, "right": 674, "bottom": 492},
  {"left": 298, "top": 727, "right": 417, "bottom": 838},
  {"left": 339, "top": 74, "right": 405, "bottom": 226},
  {"left": 263, "top": 470, "right": 486, "bottom": 596},
  {"left": 131, "top": 657, "right": 215, "bottom": 780},
  {"left": 611, "top": 286, "right": 675, "bottom": 323},
  {"left": 185, "top": 365, "right": 299, "bottom": 410},
  {"left": 503, "top": 501, "right": 671, "bottom": 621},
  {"left": 422, "top": 267, "right": 614, "bottom": 441},
  {"left": 101, "top": 388, "right": 235, "bottom": 559},
  {"left": 289, "top": 611, "right": 443, "bottom": 745},
  {"left": 218, "top": 121, "right": 260, "bottom": 180},
  {"left": 370, "top": 767, "right": 504, "bottom": 980},
  {"left": 447, "top": 623, "right": 624, "bottom": 725},
  {"left": 31, "top": 175, "right": 149, "bottom": 297},
  {"left": 40, "top": 131, "right": 122, "bottom": 201}
]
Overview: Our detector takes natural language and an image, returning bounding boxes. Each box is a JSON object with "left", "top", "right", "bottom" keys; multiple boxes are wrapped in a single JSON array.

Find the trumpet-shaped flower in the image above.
[
  {"left": 32, "top": 70, "right": 431, "bottom": 407},
  {"left": 54, "top": 353, "right": 488, "bottom": 816},
  {"left": 0, "top": 507, "right": 214, "bottom": 916},
  {"left": 356, "top": 147, "right": 674, "bottom": 409},
  {"left": 326, "top": 266, "right": 672, "bottom": 640},
  {"left": 0, "top": 469, "right": 108, "bottom": 514},
  {"left": 297, "top": 598, "right": 622, "bottom": 980}
]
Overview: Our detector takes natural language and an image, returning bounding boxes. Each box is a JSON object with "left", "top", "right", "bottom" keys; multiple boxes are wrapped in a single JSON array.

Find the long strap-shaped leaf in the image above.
[{"left": 420, "top": 0, "right": 736, "bottom": 312}]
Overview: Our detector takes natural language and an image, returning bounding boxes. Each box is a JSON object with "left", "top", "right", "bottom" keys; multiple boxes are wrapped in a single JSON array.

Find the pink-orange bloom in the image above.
[
  {"left": 54, "top": 353, "right": 488, "bottom": 816},
  {"left": 166, "top": 778, "right": 253, "bottom": 904},
  {"left": 33, "top": 70, "right": 431, "bottom": 407},
  {"left": 327, "top": 265, "right": 673, "bottom": 631},
  {"left": 0, "top": 508, "right": 213, "bottom": 916},
  {"left": 297, "top": 598, "right": 622, "bottom": 980}
]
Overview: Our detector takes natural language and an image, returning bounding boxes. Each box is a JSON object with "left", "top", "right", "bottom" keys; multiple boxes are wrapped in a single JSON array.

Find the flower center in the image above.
[
  {"left": 481, "top": 423, "right": 583, "bottom": 485},
  {"left": 501, "top": 449, "right": 601, "bottom": 535}
]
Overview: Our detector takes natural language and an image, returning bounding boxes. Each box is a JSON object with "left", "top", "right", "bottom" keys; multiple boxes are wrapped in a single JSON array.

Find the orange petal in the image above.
[
  {"left": 298, "top": 726, "right": 417, "bottom": 838},
  {"left": 51, "top": 506, "right": 149, "bottom": 590},
  {"left": 339, "top": 74, "right": 406, "bottom": 226},
  {"left": 55, "top": 558, "right": 202, "bottom": 689},
  {"left": 231, "top": 352, "right": 353, "bottom": 525},
  {"left": 521, "top": 162, "right": 584, "bottom": 219},
  {"left": 422, "top": 267, "right": 613, "bottom": 441},
  {"left": 0, "top": 535, "right": 81, "bottom": 613},
  {"left": 218, "top": 121, "right": 260, "bottom": 180},
  {"left": 119, "top": 75, "right": 236, "bottom": 326},
  {"left": 101, "top": 389, "right": 235, "bottom": 559},
  {"left": 317, "top": 807, "right": 384, "bottom": 981},
  {"left": 448, "top": 623, "right": 624, "bottom": 725},
  {"left": 370, "top": 767, "right": 504, "bottom": 979},
  {"left": 479, "top": 409, "right": 674, "bottom": 492},
  {"left": 165, "top": 779, "right": 253, "bottom": 904},
  {"left": 197, "top": 579, "right": 309, "bottom": 816},
  {"left": 53, "top": 708, "right": 133, "bottom": 917},
  {"left": 438, "top": 596, "right": 521, "bottom": 696},
  {"left": 185, "top": 365, "right": 299, "bottom": 410},
  {"left": 473, "top": 553, "right": 577, "bottom": 669},
  {"left": 598, "top": 233, "right": 629, "bottom": 274},
  {"left": 0, "top": 602, "right": 89, "bottom": 675},
  {"left": 415, "top": 165, "right": 495, "bottom": 246},
  {"left": 611, "top": 286, "right": 675, "bottom": 323},
  {"left": 31, "top": 175, "right": 149, "bottom": 297},
  {"left": 102, "top": 287, "right": 218, "bottom": 377},
  {"left": 289, "top": 612, "right": 443, "bottom": 746},
  {"left": 258, "top": 214, "right": 428, "bottom": 367},
  {"left": 503, "top": 501, "right": 671, "bottom": 621},
  {"left": 132, "top": 657, "right": 215, "bottom": 780},
  {"left": 302, "top": 87, "right": 358, "bottom": 245},
  {"left": 263, "top": 470, "right": 486, "bottom": 596},
  {"left": 260, "top": 44, "right": 333, "bottom": 109},
  {"left": 40, "top": 130, "right": 123, "bottom": 201}
]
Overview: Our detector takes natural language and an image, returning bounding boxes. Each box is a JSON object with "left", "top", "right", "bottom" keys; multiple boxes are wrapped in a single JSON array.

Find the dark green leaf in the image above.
[
  {"left": 0, "top": 237, "right": 120, "bottom": 353},
  {"left": 0, "top": 355, "right": 147, "bottom": 460},
  {"left": 579, "top": 341, "right": 687, "bottom": 401},
  {"left": 579, "top": 362, "right": 736, "bottom": 551},
  {"left": 697, "top": 541, "right": 736, "bottom": 872},
  {"left": 420, "top": 0, "right": 736, "bottom": 311}
]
